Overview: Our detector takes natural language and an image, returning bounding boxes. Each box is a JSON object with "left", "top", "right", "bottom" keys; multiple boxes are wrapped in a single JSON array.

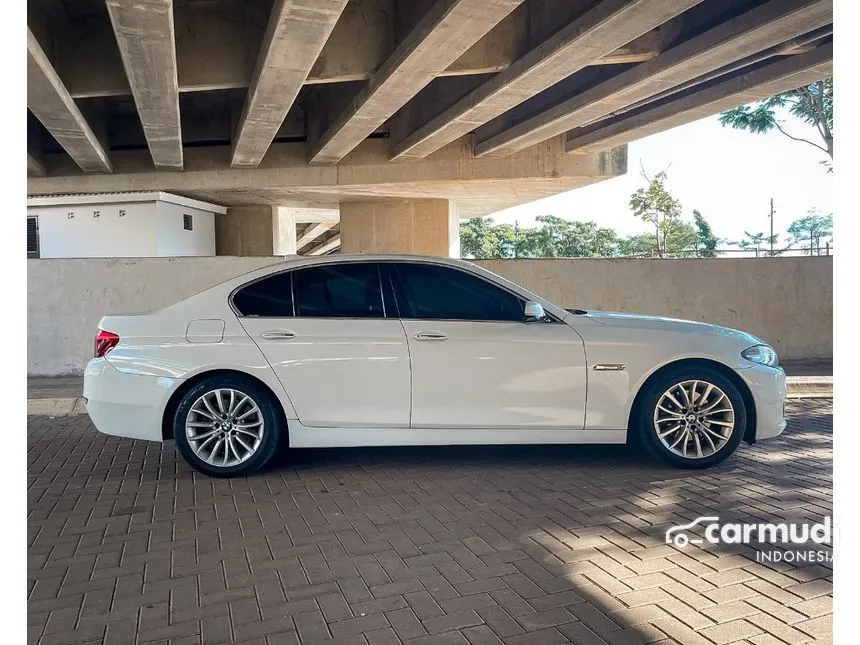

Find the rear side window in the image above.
[
  {"left": 233, "top": 272, "right": 293, "bottom": 317},
  {"left": 294, "top": 264, "right": 384, "bottom": 318},
  {"left": 394, "top": 263, "right": 524, "bottom": 321}
]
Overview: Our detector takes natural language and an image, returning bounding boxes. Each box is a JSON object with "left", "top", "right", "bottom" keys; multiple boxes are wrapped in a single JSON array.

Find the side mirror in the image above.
[{"left": 524, "top": 301, "right": 547, "bottom": 322}]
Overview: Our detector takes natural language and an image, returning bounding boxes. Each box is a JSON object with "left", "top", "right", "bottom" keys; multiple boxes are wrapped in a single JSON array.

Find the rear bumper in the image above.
[
  {"left": 83, "top": 358, "right": 180, "bottom": 442},
  {"left": 739, "top": 363, "right": 787, "bottom": 441}
]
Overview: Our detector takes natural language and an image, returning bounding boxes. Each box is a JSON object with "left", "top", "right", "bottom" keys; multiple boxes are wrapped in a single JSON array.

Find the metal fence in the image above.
[{"left": 624, "top": 244, "right": 833, "bottom": 259}]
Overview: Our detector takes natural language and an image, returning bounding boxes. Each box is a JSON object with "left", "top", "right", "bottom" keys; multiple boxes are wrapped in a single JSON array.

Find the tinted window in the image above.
[
  {"left": 294, "top": 264, "right": 383, "bottom": 318},
  {"left": 395, "top": 263, "right": 523, "bottom": 321},
  {"left": 233, "top": 272, "right": 293, "bottom": 317}
]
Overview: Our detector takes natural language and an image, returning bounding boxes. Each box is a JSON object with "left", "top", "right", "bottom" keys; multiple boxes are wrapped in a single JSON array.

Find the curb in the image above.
[{"left": 26, "top": 378, "right": 833, "bottom": 417}]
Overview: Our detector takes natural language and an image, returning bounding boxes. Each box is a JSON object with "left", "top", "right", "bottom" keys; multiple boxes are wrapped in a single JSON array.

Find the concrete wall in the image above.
[
  {"left": 476, "top": 257, "right": 832, "bottom": 361},
  {"left": 27, "top": 256, "right": 831, "bottom": 375}
]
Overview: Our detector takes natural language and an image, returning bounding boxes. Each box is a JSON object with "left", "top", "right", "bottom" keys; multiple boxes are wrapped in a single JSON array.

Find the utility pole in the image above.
[
  {"left": 514, "top": 220, "right": 519, "bottom": 259},
  {"left": 769, "top": 198, "right": 774, "bottom": 257}
]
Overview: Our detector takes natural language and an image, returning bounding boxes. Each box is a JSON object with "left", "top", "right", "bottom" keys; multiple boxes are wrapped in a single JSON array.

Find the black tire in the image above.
[
  {"left": 173, "top": 374, "right": 284, "bottom": 477},
  {"left": 633, "top": 365, "right": 747, "bottom": 469}
]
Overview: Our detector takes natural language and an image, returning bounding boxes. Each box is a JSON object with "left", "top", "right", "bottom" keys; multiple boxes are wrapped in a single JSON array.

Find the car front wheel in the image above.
[
  {"left": 635, "top": 366, "right": 747, "bottom": 468},
  {"left": 173, "top": 375, "right": 283, "bottom": 477}
]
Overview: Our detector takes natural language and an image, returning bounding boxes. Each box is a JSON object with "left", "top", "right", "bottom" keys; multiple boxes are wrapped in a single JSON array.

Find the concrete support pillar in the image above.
[
  {"left": 216, "top": 205, "right": 298, "bottom": 256},
  {"left": 340, "top": 199, "right": 460, "bottom": 257},
  {"left": 272, "top": 206, "right": 297, "bottom": 256}
]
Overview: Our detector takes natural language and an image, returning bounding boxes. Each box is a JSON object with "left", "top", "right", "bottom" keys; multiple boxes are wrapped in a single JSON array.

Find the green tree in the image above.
[
  {"left": 617, "top": 233, "right": 658, "bottom": 257},
  {"left": 628, "top": 169, "right": 683, "bottom": 256},
  {"left": 787, "top": 210, "right": 833, "bottom": 255},
  {"left": 519, "top": 216, "right": 619, "bottom": 258},
  {"left": 664, "top": 220, "right": 698, "bottom": 257},
  {"left": 719, "top": 78, "right": 833, "bottom": 169},
  {"left": 459, "top": 217, "right": 515, "bottom": 258},
  {"left": 734, "top": 230, "right": 782, "bottom": 256},
  {"left": 693, "top": 210, "right": 720, "bottom": 257}
]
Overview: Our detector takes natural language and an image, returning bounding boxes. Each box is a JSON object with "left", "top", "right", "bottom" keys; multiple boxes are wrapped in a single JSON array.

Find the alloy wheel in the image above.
[
  {"left": 185, "top": 388, "right": 265, "bottom": 467},
  {"left": 653, "top": 379, "right": 735, "bottom": 459}
]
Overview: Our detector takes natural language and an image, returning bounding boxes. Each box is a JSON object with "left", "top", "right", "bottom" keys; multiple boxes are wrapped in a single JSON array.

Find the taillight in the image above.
[{"left": 94, "top": 330, "right": 120, "bottom": 358}]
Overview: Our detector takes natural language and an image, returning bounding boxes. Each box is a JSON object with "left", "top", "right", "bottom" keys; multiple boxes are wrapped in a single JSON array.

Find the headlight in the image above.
[{"left": 741, "top": 344, "right": 779, "bottom": 367}]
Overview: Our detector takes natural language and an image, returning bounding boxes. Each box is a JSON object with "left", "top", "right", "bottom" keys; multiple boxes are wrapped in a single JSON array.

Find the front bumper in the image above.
[
  {"left": 84, "top": 358, "right": 181, "bottom": 442},
  {"left": 738, "top": 363, "right": 787, "bottom": 441}
]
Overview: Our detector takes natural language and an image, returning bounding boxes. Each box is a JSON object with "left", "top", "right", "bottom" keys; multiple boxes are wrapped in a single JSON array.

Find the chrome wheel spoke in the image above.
[
  {"left": 234, "top": 435, "right": 254, "bottom": 453},
  {"left": 656, "top": 405, "right": 684, "bottom": 419},
  {"left": 699, "top": 383, "right": 714, "bottom": 408},
  {"left": 658, "top": 424, "right": 683, "bottom": 439},
  {"left": 699, "top": 426, "right": 717, "bottom": 453},
  {"left": 236, "top": 405, "right": 260, "bottom": 422},
  {"left": 700, "top": 393, "right": 726, "bottom": 413},
  {"left": 229, "top": 394, "right": 249, "bottom": 417},
  {"left": 663, "top": 391, "right": 685, "bottom": 410},
  {"left": 190, "top": 428, "right": 219, "bottom": 441},
  {"left": 201, "top": 395, "right": 220, "bottom": 420},
  {"left": 677, "top": 383, "right": 692, "bottom": 408},
  {"left": 705, "top": 418, "right": 733, "bottom": 427},
  {"left": 234, "top": 420, "right": 263, "bottom": 429}
]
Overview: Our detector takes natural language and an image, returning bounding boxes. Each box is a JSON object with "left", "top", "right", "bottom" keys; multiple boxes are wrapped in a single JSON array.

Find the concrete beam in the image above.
[
  {"left": 28, "top": 154, "right": 46, "bottom": 178},
  {"left": 308, "top": 234, "right": 341, "bottom": 255},
  {"left": 26, "top": 28, "right": 112, "bottom": 174},
  {"left": 390, "top": 0, "right": 699, "bottom": 162},
  {"left": 308, "top": 0, "right": 523, "bottom": 165},
  {"left": 565, "top": 43, "right": 832, "bottom": 154},
  {"left": 55, "top": 0, "right": 673, "bottom": 100},
  {"left": 297, "top": 223, "right": 335, "bottom": 249},
  {"left": 474, "top": 0, "right": 832, "bottom": 158},
  {"left": 231, "top": 0, "right": 349, "bottom": 169},
  {"left": 105, "top": 0, "right": 183, "bottom": 169}
]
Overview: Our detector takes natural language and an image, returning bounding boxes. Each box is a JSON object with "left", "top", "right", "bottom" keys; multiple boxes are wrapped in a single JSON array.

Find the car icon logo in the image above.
[{"left": 665, "top": 516, "right": 719, "bottom": 548}]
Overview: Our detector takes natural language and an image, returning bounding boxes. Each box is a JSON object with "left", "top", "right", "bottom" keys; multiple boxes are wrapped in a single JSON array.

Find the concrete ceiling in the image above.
[{"left": 27, "top": 0, "right": 832, "bottom": 216}]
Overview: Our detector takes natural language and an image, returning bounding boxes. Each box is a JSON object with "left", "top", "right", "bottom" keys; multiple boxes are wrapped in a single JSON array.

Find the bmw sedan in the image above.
[{"left": 84, "top": 255, "right": 786, "bottom": 477}]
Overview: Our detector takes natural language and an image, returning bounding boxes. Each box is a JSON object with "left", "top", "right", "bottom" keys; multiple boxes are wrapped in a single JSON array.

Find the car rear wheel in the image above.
[
  {"left": 173, "top": 375, "right": 283, "bottom": 477},
  {"left": 635, "top": 365, "right": 747, "bottom": 469}
]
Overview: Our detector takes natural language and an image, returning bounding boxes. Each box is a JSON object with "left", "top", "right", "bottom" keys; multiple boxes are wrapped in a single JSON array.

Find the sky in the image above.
[{"left": 491, "top": 108, "right": 833, "bottom": 247}]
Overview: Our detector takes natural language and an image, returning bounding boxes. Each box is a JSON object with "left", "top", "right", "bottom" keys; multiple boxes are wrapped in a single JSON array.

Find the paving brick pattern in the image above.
[{"left": 28, "top": 400, "right": 832, "bottom": 645}]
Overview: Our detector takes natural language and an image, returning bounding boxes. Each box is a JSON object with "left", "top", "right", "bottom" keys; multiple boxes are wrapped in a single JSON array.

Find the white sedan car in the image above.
[{"left": 84, "top": 255, "right": 786, "bottom": 477}]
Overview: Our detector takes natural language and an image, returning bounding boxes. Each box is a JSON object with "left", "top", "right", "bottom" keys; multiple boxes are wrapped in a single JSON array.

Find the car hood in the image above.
[{"left": 575, "top": 309, "right": 765, "bottom": 345}]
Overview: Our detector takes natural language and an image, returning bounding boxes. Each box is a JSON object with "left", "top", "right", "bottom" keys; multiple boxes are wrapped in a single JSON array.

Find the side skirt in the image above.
[{"left": 287, "top": 423, "right": 628, "bottom": 448}]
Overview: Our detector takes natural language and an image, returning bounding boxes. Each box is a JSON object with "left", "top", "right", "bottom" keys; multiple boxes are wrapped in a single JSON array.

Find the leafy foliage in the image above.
[
  {"left": 719, "top": 78, "right": 833, "bottom": 170},
  {"left": 787, "top": 210, "right": 833, "bottom": 255},
  {"left": 460, "top": 169, "right": 724, "bottom": 259},
  {"left": 693, "top": 210, "right": 720, "bottom": 257},
  {"left": 628, "top": 169, "right": 684, "bottom": 256},
  {"left": 734, "top": 231, "right": 783, "bottom": 256}
]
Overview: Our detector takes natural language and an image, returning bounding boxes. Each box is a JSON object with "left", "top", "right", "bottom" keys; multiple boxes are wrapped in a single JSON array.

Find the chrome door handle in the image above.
[
  {"left": 413, "top": 331, "right": 448, "bottom": 341},
  {"left": 260, "top": 330, "right": 296, "bottom": 340}
]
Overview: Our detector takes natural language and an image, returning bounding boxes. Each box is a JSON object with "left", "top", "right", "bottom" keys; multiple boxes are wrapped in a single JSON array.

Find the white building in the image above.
[{"left": 27, "top": 192, "right": 226, "bottom": 258}]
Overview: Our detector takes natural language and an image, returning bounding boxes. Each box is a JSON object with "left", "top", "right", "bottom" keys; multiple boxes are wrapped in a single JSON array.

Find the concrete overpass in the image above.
[{"left": 27, "top": 0, "right": 832, "bottom": 257}]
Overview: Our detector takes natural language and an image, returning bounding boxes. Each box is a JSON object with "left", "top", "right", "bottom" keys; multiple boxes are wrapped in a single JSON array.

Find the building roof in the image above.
[{"left": 26, "top": 191, "right": 228, "bottom": 214}]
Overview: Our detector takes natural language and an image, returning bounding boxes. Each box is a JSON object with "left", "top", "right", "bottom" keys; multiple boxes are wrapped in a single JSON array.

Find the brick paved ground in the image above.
[{"left": 27, "top": 400, "right": 833, "bottom": 645}]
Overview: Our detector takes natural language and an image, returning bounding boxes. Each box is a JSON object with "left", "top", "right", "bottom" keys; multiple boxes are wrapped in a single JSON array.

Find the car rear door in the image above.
[
  {"left": 235, "top": 262, "right": 411, "bottom": 428},
  {"left": 386, "top": 262, "right": 587, "bottom": 429}
]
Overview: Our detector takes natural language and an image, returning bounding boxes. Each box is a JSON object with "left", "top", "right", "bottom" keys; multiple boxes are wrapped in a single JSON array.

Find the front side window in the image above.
[
  {"left": 394, "top": 263, "right": 524, "bottom": 321},
  {"left": 294, "top": 263, "right": 383, "bottom": 318},
  {"left": 232, "top": 272, "right": 293, "bottom": 317}
]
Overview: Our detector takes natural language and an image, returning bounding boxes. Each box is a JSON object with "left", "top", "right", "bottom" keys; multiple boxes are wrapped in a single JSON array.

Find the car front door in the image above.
[
  {"left": 235, "top": 262, "right": 411, "bottom": 428},
  {"left": 387, "top": 262, "right": 587, "bottom": 429}
]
